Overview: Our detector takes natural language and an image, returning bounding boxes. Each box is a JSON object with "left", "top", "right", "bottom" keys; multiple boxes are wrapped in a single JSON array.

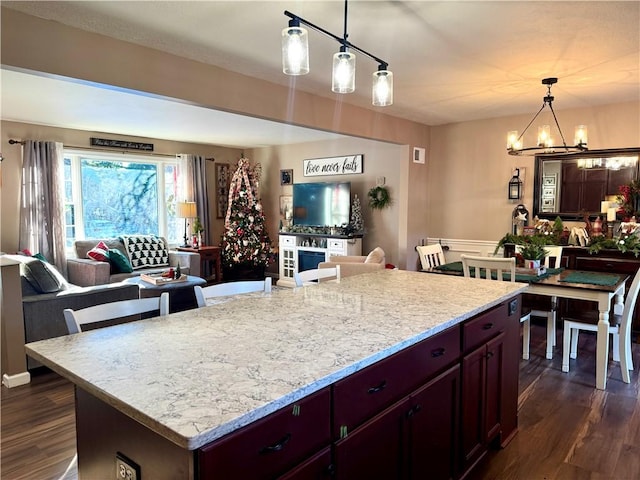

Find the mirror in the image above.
[{"left": 533, "top": 148, "right": 640, "bottom": 220}]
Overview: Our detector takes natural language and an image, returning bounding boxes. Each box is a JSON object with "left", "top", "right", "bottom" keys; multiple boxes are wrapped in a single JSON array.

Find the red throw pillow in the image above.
[{"left": 87, "top": 241, "right": 110, "bottom": 262}]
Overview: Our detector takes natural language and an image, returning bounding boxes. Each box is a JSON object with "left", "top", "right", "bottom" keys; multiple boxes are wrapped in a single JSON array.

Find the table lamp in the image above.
[{"left": 176, "top": 201, "right": 197, "bottom": 247}]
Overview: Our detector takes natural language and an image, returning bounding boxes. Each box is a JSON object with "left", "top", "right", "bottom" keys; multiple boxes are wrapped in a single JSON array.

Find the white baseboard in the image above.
[{"left": 2, "top": 371, "right": 31, "bottom": 388}]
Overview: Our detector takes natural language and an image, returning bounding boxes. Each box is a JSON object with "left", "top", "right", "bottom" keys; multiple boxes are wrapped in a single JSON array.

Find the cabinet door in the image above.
[
  {"left": 484, "top": 332, "right": 505, "bottom": 443},
  {"left": 461, "top": 343, "right": 486, "bottom": 470},
  {"left": 461, "top": 332, "right": 506, "bottom": 473},
  {"left": 407, "top": 364, "right": 460, "bottom": 480},
  {"left": 334, "top": 397, "right": 410, "bottom": 480}
]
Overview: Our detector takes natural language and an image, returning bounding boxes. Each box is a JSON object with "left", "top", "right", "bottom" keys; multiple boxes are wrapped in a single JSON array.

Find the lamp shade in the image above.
[
  {"left": 282, "top": 23, "right": 309, "bottom": 75},
  {"left": 372, "top": 69, "right": 393, "bottom": 106},
  {"left": 332, "top": 50, "right": 355, "bottom": 93},
  {"left": 177, "top": 201, "right": 197, "bottom": 219}
]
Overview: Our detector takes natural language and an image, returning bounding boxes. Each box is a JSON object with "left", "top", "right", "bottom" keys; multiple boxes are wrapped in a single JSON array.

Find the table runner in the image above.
[
  {"left": 434, "top": 261, "right": 563, "bottom": 283},
  {"left": 558, "top": 271, "right": 621, "bottom": 286}
]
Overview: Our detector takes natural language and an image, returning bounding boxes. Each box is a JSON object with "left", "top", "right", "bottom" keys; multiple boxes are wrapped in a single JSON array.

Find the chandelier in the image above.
[
  {"left": 281, "top": 0, "right": 393, "bottom": 107},
  {"left": 507, "top": 78, "right": 588, "bottom": 156}
]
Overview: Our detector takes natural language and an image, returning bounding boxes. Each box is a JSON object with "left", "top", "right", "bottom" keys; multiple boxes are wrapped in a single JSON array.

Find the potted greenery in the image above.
[
  {"left": 192, "top": 217, "right": 204, "bottom": 246},
  {"left": 519, "top": 243, "right": 548, "bottom": 269}
]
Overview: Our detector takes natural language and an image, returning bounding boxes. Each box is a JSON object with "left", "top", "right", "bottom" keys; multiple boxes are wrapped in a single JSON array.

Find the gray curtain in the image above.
[
  {"left": 19, "top": 140, "right": 67, "bottom": 275},
  {"left": 178, "top": 154, "right": 211, "bottom": 246},
  {"left": 193, "top": 156, "right": 211, "bottom": 246}
]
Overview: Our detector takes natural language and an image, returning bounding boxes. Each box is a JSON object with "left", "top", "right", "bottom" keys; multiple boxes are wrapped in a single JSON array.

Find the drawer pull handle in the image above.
[
  {"left": 367, "top": 380, "right": 387, "bottom": 394},
  {"left": 406, "top": 404, "right": 423, "bottom": 418},
  {"left": 259, "top": 433, "right": 292, "bottom": 455},
  {"left": 431, "top": 348, "right": 446, "bottom": 358},
  {"left": 482, "top": 323, "right": 494, "bottom": 330},
  {"left": 486, "top": 351, "right": 494, "bottom": 359}
]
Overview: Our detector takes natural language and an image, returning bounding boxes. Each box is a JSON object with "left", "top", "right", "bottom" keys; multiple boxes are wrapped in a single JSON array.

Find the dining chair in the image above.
[
  {"left": 562, "top": 267, "right": 639, "bottom": 384},
  {"left": 517, "top": 245, "right": 564, "bottom": 359},
  {"left": 416, "top": 244, "right": 446, "bottom": 270},
  {"left": 294, "top": 266, "right": 340, "bottom": 287},
  {"left": 63, "top": 292, "right": 170, "bottom": 334},
  {"left": 461, "top": 255, "right": 532, "bottom": 359},
  {"left": 194, "top": 277, "right": 272, "bottom": 307}
]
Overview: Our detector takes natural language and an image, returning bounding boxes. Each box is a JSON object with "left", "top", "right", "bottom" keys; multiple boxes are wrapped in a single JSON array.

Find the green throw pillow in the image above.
[
  {"left": 108, "top": 249, "right": 133, "bottom": 273},
  {"left": 32, "top": 252, "right": 49, "bottom": 263}
]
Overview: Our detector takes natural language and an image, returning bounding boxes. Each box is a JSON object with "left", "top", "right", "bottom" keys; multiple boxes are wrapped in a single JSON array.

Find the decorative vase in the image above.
[{"left": 525, "top": 259, "right": 541, "bottom": 269}]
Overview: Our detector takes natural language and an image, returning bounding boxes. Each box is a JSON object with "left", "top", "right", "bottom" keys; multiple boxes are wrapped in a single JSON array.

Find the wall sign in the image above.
[
  {"left": 90, "top": 137, "right": 154, "bottom": 151},
  {"left": 303, "top": 154, "right": 363, "bottom": 177}
]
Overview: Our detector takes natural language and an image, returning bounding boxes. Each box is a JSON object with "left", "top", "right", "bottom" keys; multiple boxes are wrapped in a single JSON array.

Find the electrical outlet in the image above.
[{"left": 116, "top": 452, "right": 140, "bottom": 480}]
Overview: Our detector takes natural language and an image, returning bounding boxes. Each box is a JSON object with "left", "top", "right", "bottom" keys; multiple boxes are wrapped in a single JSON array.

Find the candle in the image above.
[
  {"left": 601, "top": 201, "right": 609, "bottom": 213},
  {"left": 607, "top": 207, "right": 616, "bottom": 222}
]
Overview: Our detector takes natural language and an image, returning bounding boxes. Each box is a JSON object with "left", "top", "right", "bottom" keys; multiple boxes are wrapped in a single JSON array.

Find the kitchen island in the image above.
[{"left": 26, "top": 269, "right": 526, "bottom": 479}]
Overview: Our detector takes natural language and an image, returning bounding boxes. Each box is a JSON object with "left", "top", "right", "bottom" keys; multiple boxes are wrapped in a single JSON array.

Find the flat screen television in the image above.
[{"left": 293, "top": 182, "right": 351, "bottom": 226}]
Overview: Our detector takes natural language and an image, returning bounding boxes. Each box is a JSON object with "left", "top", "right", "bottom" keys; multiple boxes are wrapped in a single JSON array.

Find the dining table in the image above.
[{"left": 426, "top": 262, "right": 628, "bottom": 390}]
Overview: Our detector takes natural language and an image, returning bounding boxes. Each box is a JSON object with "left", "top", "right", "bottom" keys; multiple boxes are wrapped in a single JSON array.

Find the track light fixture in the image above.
[
  {"left": 507, "top": 77, "right": 588, "bottom": 156},
  {"left": 282, "top": 0, "right": 393, "bottom": 106}
]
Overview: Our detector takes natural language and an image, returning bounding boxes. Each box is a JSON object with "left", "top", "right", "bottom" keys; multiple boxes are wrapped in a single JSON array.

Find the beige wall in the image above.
[
  {"left": 1, "top": 8, "right": 638, "bottom": 271},
  {"left": 0, "top": 121, "right": 243, "bottom": 252},
  {"left": 428, "top": 101, "right": 640, "bottom": 242},
  {"left": 250, "top": 138, "right": 411, "bottom": 266}
]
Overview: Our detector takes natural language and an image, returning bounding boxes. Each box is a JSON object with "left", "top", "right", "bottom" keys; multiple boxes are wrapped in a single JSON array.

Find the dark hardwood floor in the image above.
[{"left": 2, "top": 324, "right": 639, "bottom": 480}]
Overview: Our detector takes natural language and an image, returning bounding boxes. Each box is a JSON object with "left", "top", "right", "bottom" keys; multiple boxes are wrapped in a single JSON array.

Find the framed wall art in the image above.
[
  {"left": 215, "top": 163, "right": 231, "bottom": 219},
  {"left": 280, "top": 169, "right": 293, "bottom": 185}
]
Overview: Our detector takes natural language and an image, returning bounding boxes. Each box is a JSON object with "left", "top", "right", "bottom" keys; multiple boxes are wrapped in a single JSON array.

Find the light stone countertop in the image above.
[{"left": 26, "top": 269, "right": 526, "bottom": 450}]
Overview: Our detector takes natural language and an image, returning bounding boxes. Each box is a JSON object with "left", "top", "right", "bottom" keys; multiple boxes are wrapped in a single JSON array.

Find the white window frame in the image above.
[{"left": 63, "top": 149, "right": 180, "bottom": 253}]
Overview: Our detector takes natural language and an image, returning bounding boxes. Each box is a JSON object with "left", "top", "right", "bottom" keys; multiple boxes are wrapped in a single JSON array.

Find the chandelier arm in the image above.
[
  {"left": 547, "top": 102, "right": 569, "bottom": 148},
  {"left": 517, "top": 103, "right": 547, "bottom": 141},
  {"left": 284, "top": 10, "right": 389, "bottom": 68}
]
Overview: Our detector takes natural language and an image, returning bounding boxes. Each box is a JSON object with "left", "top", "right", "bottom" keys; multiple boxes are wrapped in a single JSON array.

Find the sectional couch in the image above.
[{"left": 67, "top": 236, "right": 200, "bottom": 286}]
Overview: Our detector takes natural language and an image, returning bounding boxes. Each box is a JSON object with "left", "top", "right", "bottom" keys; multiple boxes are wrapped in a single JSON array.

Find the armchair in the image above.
[{"left": 318, "top": 247, "right": 385, "bottom": 278}]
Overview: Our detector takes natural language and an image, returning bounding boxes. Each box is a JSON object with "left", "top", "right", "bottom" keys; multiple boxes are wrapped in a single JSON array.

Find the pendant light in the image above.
[
  {"left": 507, "top": 78, "right": 588, "bottom": 156},
  {"left": 282, "top": 1, "right": 393, "bottom": 106}
]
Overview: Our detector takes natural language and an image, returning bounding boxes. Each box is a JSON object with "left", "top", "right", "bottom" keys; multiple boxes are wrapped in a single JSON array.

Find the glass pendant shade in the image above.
[
  {"left": 537, "top": 125, "right": 551, "bottom": 148},
  {"left": 372, "top": 69, "right": 393, "bottom": 106},
  {"left": 507, "top": 131, "right": 521, "bottom": 151},
  {"left": 332, "top": 51, "right": 356, "bottom": 93},
  {"left": 282, "top": 26, "right": 309, "bottom": 75},
  {"left": 574, "top": 125, "right": 588, "bottom": 146}
]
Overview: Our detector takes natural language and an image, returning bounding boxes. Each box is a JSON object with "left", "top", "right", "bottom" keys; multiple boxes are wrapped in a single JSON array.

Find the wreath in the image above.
[{"left": 368, "top": 186, "right": 391, "bottom": 209}]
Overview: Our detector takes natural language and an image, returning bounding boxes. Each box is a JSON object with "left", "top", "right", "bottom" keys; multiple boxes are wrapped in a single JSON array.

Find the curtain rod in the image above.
[{"left": 8, "top": 139, "right": 215, "bottom": 161}]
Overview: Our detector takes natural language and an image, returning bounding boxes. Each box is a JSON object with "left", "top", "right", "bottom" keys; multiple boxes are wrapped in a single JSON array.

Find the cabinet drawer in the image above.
[
  {"left": 462, "top": 302, "right": 509, "bottom": 353},
  {"left": 333, "top": 326, "right": 460, "bottom": 437},
  {"left": 198, "top": 388, "right": 331, "bottom": 479},
  {"left": 281, "top": 236, "right": 296, "bottom": 247},
  {"left": 328, "top": 239, "right": 345, "bottom": 252},
  {"left": 575, "top": 256, "right": 640, "bottom": 274}
]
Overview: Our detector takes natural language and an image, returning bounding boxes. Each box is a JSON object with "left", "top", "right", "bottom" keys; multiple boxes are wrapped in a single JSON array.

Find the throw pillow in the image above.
[
  {"left": 108, "top": 248, "right": 133, "bottom": 273},
  {"left": 364, "top": 247, "right": 385, "bottom": 264},
  {"left": 121, "top": 235, "right": 169, "bottom": 270},
  {"left": 17, "top": 256, "right": 63, "bottom": 293},
  {"left": 87, "top": 241, "right": 110, "bottom": 262},
  {"left": 32, "top": 252, "right": 49, "bottom": 263}
]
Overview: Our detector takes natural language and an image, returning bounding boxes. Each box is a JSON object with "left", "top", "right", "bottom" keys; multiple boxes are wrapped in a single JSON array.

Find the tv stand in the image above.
[{"left": 277, "top": 233, "right": 362, "bottom": 287}]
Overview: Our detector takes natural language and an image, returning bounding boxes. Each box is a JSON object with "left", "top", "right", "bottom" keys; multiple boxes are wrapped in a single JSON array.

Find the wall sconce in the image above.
[{"left": 508, "top": 168, "right": 523, "bottom": 200}]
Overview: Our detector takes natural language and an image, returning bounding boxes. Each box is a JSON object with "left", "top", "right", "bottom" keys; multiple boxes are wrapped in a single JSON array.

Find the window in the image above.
[{"left": 63, "top": 150, "right": 182, "bottom": 249}]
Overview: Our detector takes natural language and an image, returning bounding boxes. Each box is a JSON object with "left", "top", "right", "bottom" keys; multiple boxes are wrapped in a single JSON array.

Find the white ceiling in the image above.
[{"left": 2, "top": 1, "right": 639, "bottom": 148}]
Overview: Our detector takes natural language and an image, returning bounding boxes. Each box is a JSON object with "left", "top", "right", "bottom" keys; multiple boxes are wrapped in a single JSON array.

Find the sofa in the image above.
[
  {"left": 4, "top": 254, "right": 140, "bottom": 369},
  {"left": 318, "top": 247, "right": 386, "bottom": 277},
  {"left": 67, "top": 236, "right": 200, "bottom": 286}
]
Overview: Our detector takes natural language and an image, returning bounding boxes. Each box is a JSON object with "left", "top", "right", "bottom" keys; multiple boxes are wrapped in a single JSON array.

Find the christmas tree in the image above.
[
  {"left": 221, "top": 158, "right": 275, "bottom": 269},
  {"left": 350, "top": 194, "right": 364, "bottom": 233}
]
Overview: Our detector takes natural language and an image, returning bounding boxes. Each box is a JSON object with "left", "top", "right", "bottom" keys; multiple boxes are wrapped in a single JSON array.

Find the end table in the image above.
[{"left": 176, "top": 246, "right": 222, "bottom": 284}]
